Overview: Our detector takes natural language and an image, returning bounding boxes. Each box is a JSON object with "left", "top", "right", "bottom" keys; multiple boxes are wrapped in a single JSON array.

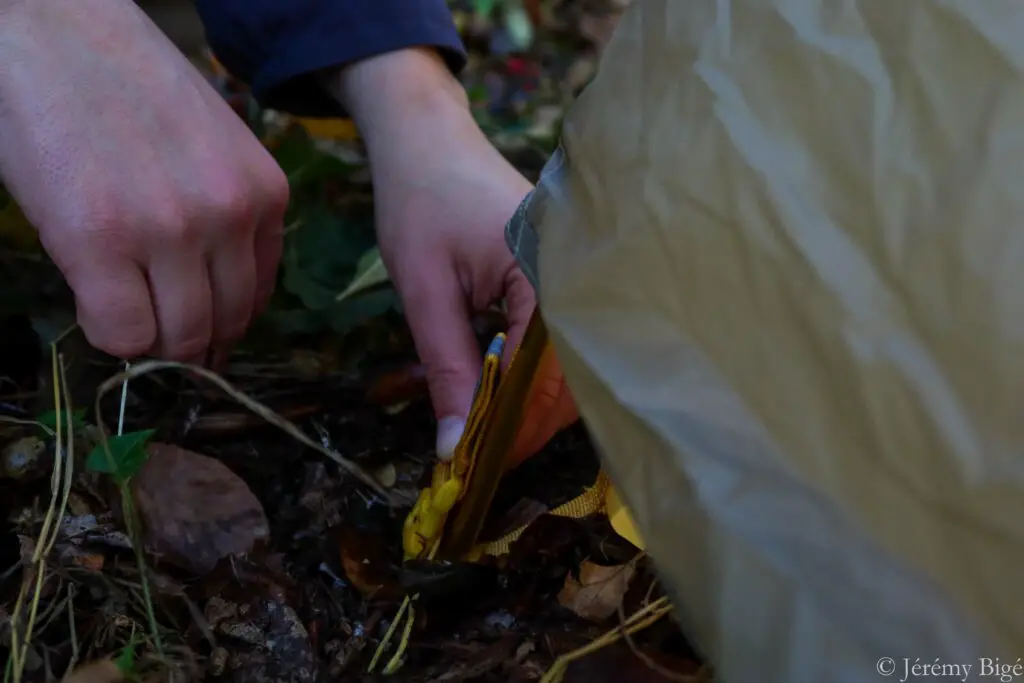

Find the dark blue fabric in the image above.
[{"left": 194, "top": 0, "right": 467, "bottom": 117}]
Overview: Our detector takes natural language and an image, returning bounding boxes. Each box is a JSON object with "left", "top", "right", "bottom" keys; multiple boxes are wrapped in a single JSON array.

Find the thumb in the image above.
[
  {"left": 399, "top": 272, "right": 483, "bottom": 461},
  {"left": 499, "top": 267, "right": 537, "bottom": 371}
]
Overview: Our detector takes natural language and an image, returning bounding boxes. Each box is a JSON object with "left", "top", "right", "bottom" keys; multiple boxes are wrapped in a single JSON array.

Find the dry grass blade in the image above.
[
  {"left": 0, "top": 416, "right": 55, "bottom": 435},
  {"left": 616, "top": 578, "right": 705, "bottom": 682},
  {"left": 6, "top": 349, "right": 76, "bottom": 683},
  {"left": 92, "top": 360, "right": 392, "bottom": 501}
]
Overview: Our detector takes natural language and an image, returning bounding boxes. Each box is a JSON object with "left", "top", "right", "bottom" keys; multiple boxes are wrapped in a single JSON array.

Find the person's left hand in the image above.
[{"left": 328, "top": 48, "right": 578, "bottom": 462}]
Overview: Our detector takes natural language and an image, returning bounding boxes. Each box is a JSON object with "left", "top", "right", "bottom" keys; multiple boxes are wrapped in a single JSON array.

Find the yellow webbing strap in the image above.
[{"left": 478, "top": 469, "right": 611, "bottom": 557}]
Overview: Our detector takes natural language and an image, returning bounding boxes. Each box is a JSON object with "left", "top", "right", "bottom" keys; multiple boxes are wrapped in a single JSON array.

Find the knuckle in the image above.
[
  {"left": 204, "top": 175, "right": 258, "bottom": 230},
  {"left": 143, "top": 201, "right": 194, "bottom": 243}
]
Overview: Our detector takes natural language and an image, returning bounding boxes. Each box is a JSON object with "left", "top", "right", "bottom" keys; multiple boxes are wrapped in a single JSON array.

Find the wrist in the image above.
[{"left": 322, "top": 47, "right": 475, "bottom": 155}]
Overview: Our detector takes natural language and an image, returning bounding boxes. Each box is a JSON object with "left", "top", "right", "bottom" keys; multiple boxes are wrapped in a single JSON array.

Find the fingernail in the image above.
[{"left": 436, "top": 416, "right": 466, "bottom": 461}]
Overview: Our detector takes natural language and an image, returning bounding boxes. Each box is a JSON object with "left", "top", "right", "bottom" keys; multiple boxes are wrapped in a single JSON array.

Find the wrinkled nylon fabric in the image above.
[{"left": 506, "top": 1, "right": 1024, "bottom": 680}]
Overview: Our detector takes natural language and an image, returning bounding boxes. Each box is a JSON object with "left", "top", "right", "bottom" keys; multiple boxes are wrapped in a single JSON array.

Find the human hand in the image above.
[
  {"left": 0, "top": 0, "right": 288, "bottom": 363},
  {"left": 330, "top": 48, "right": 578, "bottom": 461}
]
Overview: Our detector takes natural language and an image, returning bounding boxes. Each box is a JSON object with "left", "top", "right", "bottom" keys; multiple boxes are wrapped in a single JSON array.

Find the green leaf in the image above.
[
  {"left": 85, "top": 429, "right": 156, "bottom": 482},
  {"left": 271, "top": 129, "right": 357, "bottom": 191},
  {"left": 281, "top": 203, "right": 377, "bottom": 311},
  {"left": 327, "top": 288, "right": 399, "bottom": 335},
  {"left": 37, "top": 408, "right": 87, "bottom": 432},
  {"left": 336, "top": 246, "right": 389, "bottom": 302},
  {"left": 114, "top": 634, "right": 139, "bottom": 675}
]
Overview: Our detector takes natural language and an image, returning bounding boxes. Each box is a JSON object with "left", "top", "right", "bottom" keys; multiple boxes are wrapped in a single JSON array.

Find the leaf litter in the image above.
[{"left": 0, "top": 1, "right": 709, "bottom": 681}]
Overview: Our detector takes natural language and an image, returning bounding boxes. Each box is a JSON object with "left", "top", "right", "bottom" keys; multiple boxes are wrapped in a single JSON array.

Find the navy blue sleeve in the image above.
[{"left": 194, "top": 0, "right": 468, "bottom": 117}]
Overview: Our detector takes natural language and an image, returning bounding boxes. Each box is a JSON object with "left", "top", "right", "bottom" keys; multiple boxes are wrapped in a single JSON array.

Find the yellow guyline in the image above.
[{"left": 369, "top": 310, "right": 643, "bottom": 675}]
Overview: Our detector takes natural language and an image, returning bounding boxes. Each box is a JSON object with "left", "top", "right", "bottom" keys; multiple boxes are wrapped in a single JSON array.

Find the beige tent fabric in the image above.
[{"left": 507, "top": 1, "right": 1024, "bottom": 680}]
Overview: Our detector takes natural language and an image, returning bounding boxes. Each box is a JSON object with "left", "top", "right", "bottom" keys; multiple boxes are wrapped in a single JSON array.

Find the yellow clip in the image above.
[{"left": 401, "top": 334, "right": 506, "bottom": 562}]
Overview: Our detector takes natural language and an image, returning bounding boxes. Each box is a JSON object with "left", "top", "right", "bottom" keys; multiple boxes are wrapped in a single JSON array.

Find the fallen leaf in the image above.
[
  {"left": 130, "top": 443, "right": 269, "bottom": 574},
  {"left": 336, "top": 525, "right": 400, "bottom": 600},
  {"left": 63, "top": 660, "right": 122, "bottom": 683},
  {"left": 557, "top": 560, "right": 637, "bottom": 623},
  {"left": 66, "top": 548, "right": 105, "bottom": 572},
  {"left": 365, "top": 363, "right": 428, "bottom": 407}
]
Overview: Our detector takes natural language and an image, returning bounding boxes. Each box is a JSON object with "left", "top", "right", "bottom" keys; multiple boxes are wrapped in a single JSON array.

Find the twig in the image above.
[
  {"left": 63, "top": 584, "right": 79, "bottom": 680},
  {"left": 92, "top": 360, "right": 390, "bottom": 500},
  {"left": 616, "top": 586, "right": 697, "bottom": 682}
]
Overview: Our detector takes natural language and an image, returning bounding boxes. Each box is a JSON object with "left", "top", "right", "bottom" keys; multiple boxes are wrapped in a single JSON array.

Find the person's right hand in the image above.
[
  {"left": 0, "top": 0, "right": 288, "bottom": 363},
  {"left": 330, "top": 48, "right": 581, "bottom": 461}
]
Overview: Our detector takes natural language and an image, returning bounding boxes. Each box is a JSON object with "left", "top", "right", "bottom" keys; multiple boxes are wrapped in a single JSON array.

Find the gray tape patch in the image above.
[{"left": 504, "top": 144, "right": 569, "bottom": 295}]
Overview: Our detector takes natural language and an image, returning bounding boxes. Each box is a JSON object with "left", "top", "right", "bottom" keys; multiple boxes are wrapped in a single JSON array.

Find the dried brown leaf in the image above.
[
  {"left": 557, "top": 560, "right": 637, "bottom": 623},
  {"left": 63, "top": 660, "right": 123, "bottom": 683},
  {"left": 131, "top": 443, "right": 269, "bottom": 574},
  {"left": 336, "top": 525, "right": 400, "bottom": 600},
  {"left": 365, "top": 362, "right": 427, "bottom": 407}
]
